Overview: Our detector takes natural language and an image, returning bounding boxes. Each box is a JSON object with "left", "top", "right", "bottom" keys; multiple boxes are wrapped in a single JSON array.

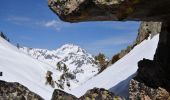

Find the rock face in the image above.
[
  {"left": 128, "top": 21, "right": 170, "bottom": 100},
  {"left": 134, "top": 21, "right": 170, "bottom": 92},
  {"left": 129, "top": 79, "right": 170, "bottom": 100},
  {"left": 51, "top": 88, "right": 124, "bottom": 100},
  {"left": 136, "top": 22, "right": 162, "bottom": 43},
  {"left": 110, "top": 21, "right": 161, "bottom": 65},
  {"left": 48, "top": 0, "right": 170, "bottom": 22},
  {"left": 0, "top": 80, "right": 43, "bottom": 100}
]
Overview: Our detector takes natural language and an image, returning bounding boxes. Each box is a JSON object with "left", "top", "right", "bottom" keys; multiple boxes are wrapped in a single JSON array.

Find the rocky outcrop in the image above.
[
  {"left": 0, "top": 80, "right": 43, "bottom": 100},
  {"left": 48, "top": 0, "right": 170, "bottom": 22},
  {"left": 51, "top": 89, "right": 77, "bottom": 100},
  {"left": 136, "top": 22, "right": 162, "bottom": 43},
  {"left": 129, "top": 79, "right": 170, "bottom": 100},
  {"left": 128, "top": 21, "right": 170, "bottom": 100},
  {"left": 51, "top": 88, "right": 124, "bottom": 100},
  {"left": 110, "top": 21, "right": 161, "bottom": 65},
  {"left": 135, "top": 58, "right": 170, "bottom": 91},
  {"left": 79, "top": 88, "right": 124, "bottom": 100},
  {"left": 134, "top": 21, "right": 170, "bottom": 92}
]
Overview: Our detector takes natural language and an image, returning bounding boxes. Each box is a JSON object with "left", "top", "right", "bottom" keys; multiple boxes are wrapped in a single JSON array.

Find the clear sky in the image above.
[{"left": 0, "top": 0, "right": 140, "bottom": 58}]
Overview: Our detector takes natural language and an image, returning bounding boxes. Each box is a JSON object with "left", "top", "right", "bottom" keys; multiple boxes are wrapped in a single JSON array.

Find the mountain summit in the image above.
[{"left": 19, "top": 44, "right": 99, "bottom": 90}]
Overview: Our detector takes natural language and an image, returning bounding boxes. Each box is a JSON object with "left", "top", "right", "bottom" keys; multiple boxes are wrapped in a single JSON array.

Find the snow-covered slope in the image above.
[
  {"left": 69, "top": 35, "right": 159, "bottom": 98},
  {"left": 19, "top": 44, "right": 99, "bottom": 88},
  {"left": 0, "top": 37, "right": 57, "bottom": 100},
  {"left": 0, "top": 37, "right": 98, "bottom": 100}
]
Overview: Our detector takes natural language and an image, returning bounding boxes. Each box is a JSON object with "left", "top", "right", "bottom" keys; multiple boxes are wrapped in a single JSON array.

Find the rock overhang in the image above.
[{"left": 48, "top": 0, "right": 170, "bottom": 23}]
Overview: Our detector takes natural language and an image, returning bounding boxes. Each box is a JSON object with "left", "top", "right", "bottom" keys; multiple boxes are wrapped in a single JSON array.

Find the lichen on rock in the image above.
[
  {"left": 0, "top": 80, "right": 43, "bottom": 100},
  {"left": 48, "top": 0, "right": 170, "bottom": 22},
  {"left": 129, "top": 79, "right": 170, "bottom": 100},
  {"left": 94, "top": 0, "right": 124, "bottom": 5},
  {"left": 51, "top": 88, "right": 124, "bottom": 100}
]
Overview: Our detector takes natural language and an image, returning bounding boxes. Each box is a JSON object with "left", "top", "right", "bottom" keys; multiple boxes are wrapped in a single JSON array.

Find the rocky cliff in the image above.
[
  {"left": 136, "top": 22, "right": 162, "bottom": 43},
  {"left": 48, "top": 0, "right": 170, "bottom": 99},
  {"left": 132, "top": 21, "right": 170, "bottom": 100},
  {"left": 111, "top": 21, "right": 161, "bottom": 65},
  {"left": 0, "top": 80, "right": 43, "bottom": 100}
]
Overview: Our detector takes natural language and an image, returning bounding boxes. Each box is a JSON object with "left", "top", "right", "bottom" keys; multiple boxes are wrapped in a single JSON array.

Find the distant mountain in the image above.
[{"left": 19, "top": 44, "right": 99, "bottom": 89}]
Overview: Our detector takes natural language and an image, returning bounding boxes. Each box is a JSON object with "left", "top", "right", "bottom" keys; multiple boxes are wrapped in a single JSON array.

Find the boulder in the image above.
[
  {"left": 51, "top": 88, "right": 124, "bottom": 100},
  {"left": 48, "top": 0, "right": 170, "bottom": 22},
  {"left": 129, "top": 79, "right": 170, "bottom": 100},
  {"left": 0, "top": 80, "right": 43, "bottom": 100},
  {"left": 51, "top": 89, "right": 77, "bottom": 100}
]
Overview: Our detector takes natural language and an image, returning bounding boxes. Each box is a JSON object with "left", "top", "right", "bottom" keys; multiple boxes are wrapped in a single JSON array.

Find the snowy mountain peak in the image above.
[
  {"left": 60, "top": 44, "right": 79, "bottom": 49},
  {"left": 56, "top": 44, "right": 86, "bottom": 55},
  {"left": 19, "top": 44, "right": 99, "bottom": 91}
]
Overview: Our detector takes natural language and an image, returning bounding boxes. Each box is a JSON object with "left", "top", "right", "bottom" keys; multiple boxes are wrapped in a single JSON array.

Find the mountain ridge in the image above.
[{"left": 19, "top": 43, "right": 99, "bottom": 90}]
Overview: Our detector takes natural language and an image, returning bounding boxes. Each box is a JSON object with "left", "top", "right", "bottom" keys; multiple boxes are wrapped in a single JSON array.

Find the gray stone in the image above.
[
  {"left": 48, "top": 0, "right": 170, "bottom": 22},
  {"left": 0, "top": 80, "right": 43, "bottom": 100},
  {"left": 51, "top": 88, "right": 124, "bottom": 100}
]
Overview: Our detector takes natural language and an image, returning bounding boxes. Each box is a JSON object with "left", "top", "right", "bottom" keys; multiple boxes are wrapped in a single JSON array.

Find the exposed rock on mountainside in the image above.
[
  {"left": 0, "top": 80, "right": 43, "bottom": 100},
  {"left": 48, "top": 0, "right": 170, "bottom": 22},
  {"left": 51, "top": 88, "right": 124, "bottom": 100},
  {"left": 94, "top": 53, "right": 109, "bottom": 73},
  {"left": 0, "top": 32, "right": 10, "bottom": 42},
  {"left": 136, "top": 22, "right": 162, "bottom": 43},
  {"left": 110, "top": 21, "right": 162, "bottom": 64},
  {"left": 134, "top": 21, "right": 170, "bottom": 95}
]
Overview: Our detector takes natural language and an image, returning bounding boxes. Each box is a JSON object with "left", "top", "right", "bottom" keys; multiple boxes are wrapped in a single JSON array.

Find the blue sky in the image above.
[{"left": 0, "top": 0, "right": 140, "bottom": 58}]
